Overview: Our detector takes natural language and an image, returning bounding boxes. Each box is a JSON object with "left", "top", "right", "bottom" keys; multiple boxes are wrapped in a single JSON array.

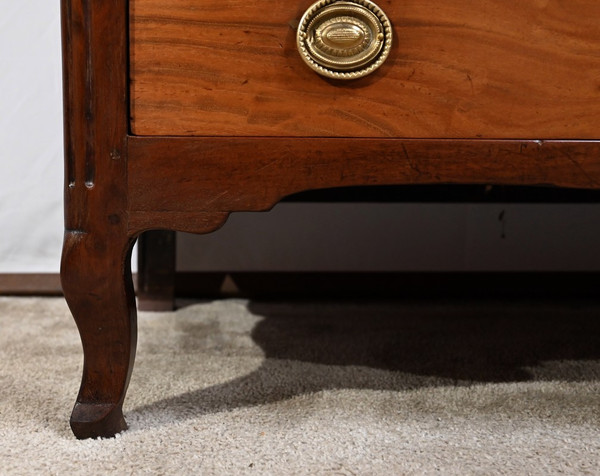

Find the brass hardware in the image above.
[{"left": 297, "top": 0, "right": 392, "bottom": 80}]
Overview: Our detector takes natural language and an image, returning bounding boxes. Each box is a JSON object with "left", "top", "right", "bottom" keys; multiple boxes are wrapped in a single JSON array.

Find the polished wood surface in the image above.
[
  {"left": 62, "top": 0, "right": 600, "bottom": 440},
  {"left": 127, "top": 138, "right": 600, "bottom": 228},
  {"left": 61, "top": 0, "right": 136, "bottom": 439},
  {"left": 130, "top": 0, "right": 600, "bottom": 138}
]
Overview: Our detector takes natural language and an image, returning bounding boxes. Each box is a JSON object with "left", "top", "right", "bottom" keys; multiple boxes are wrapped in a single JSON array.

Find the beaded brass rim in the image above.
[{"left": 296, "top": 0, "right": 393, "bottom": 80}]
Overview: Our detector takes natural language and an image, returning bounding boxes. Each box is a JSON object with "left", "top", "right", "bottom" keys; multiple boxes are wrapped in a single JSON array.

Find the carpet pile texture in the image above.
[{"left": 1, "top": 297, "right": 599, "bottom": 474}]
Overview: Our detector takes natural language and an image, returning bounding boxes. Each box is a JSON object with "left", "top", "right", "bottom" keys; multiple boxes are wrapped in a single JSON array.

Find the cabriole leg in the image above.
[{"left": 61, "top": 230, "right": 137, "bottom": 439}]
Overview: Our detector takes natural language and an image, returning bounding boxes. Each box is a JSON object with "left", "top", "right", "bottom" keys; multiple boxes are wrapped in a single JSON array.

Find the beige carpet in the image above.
[{"left": 1, "top": 296, "right": 599, "bottom": 475}]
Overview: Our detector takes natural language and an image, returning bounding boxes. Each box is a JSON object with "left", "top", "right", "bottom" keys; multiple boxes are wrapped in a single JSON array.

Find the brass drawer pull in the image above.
[{"left": 297, "top": 0, "right": 392, "bottom": 80}]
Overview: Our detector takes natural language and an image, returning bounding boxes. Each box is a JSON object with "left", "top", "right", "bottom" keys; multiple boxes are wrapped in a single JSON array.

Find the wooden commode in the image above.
[{"left": 61, "top": 0, "right": 600, "bottom": 438}]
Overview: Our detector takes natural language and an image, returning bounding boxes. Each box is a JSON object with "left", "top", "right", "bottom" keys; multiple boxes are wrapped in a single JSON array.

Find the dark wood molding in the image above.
[{"left": 128, "top": 138, "right": 600, "bottom": 234}]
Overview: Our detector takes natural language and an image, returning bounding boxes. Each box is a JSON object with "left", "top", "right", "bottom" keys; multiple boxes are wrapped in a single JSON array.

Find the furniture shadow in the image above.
[{"left": 130, "top": 299, "right": 600, "bottom": 425}]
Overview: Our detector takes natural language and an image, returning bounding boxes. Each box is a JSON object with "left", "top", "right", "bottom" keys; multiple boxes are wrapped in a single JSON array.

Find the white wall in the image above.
[
  {"left": 0, "top": 2, "right": 64, "bottom": 272},
  {"left": 2, "top": 2, "right": 600, "bottom": 274}
]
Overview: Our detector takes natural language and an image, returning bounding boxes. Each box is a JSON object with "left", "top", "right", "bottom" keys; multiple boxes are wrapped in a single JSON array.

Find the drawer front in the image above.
[{"left": 130, "top": 0, "right": 600, "bottom": 138}]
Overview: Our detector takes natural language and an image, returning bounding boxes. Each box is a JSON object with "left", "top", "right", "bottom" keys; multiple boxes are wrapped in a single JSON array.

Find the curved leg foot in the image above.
[
  {"left": 70, "top": 402, "right": 127, "bottom": 439},
  {"left": 61, "top": 230, "right": 137, "bottom": 439}
]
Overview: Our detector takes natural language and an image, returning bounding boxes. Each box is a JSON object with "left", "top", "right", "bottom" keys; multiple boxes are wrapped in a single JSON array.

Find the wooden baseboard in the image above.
[
  {"left": 0, "top": 274, "right": 63, "bottom": 296},
  {"left": 176, "top": 272, "right": 600, "bottom": 300},
  {"left": 0, "top": 273, "right": 140, "bottom": 297},
  {"left": 2, "top": 272, "right": 599, "bottom": 300}
]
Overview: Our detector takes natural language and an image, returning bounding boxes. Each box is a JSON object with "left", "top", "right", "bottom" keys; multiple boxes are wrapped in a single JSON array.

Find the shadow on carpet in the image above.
[{"left": 130, "top": 299, "right": 600, "bottom": 423}]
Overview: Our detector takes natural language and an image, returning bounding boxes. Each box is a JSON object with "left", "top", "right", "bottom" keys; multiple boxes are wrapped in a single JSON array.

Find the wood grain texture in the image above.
[
  {"left": 61, "top": 0, "right": 136, "bottom": 440},
  {"left": 130, "top": 0, "right": 600, "bottom": 138},
  {"left": 127, "top": 137, "right": 600, "bottom": 220}
]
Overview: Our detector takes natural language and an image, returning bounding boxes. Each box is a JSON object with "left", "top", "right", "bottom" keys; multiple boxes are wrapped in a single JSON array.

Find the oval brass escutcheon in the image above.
[{"left": 297, "top": 0, "right": 392, "bottom": 80}]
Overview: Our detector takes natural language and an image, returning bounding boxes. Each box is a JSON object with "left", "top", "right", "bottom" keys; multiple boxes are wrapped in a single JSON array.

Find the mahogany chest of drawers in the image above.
[{"left": 61, "top": 0, "right": 600, "bottom": 438}]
